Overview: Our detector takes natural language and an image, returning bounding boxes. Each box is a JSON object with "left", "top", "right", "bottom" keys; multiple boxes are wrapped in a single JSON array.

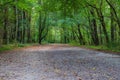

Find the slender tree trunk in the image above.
[
  {"left": 106, "top": 0, "right": 120, "bottom": 36},
  {"left": 87, "top": 2, "right": 109, "bottom": 43},
  {"left": 71, "top": 26, "right": 76, "bottom": 41},
  {"left": 3, "top": 7, "right": 8, "bottom": 44},
  {"left": 99, "top": 25, "right": 103, "bottom": 44},
  {"left": 38, "top": 12, "right": 42, "bottom": 44},
  {"left": 63, "top": 27, "right": 67, "bottom": 43},
  {"left": 88, "top": 12, "right": 94, "bottom": 45},
  {"left": 110, "top": 7, "right": 115, "bottom": 42},
  {"left": 14, "top": 6, "right": 18, "bottom": 43},
  {"left": 90, "top": 9, "right": 99, "bottom": 45},
  {"left": 96, "top": 9, "right": 109, "bottom": 43},
  {"left": 77, "top": 24, "right": 85, "bottom": 45},
  {"left": 27, "top": 12, "right": 31, "bottom": 43}
]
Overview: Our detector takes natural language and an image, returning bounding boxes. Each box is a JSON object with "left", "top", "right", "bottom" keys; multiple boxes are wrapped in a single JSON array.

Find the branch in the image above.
[
  {"left": 100, "top": 0, "right": 103, "bottom": 10},
  {"left": 0, "top": 0, "right": 14, "bottom": 9},
  {"left": 41, "top": 25, "right": 49, "bottom": 40},
  {"left": 105, "top": 0, "right": 119, "bottom": 22},
  {"left": 85, "top": 1, "right": 98, "bottom": 9}
]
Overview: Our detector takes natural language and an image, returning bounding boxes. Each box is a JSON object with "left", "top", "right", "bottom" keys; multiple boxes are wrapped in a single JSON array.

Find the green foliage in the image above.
[
  {"left": 0, "top": 43, "right": 36, "bottom": 52},
  {"left": 0, "top": 0, "right": 120, "bottom": 52},
  {"left": 0, "top": 44, "right": 15, "bottom": 52},
  {"left": 106, "top": 42, "right": 120, "bottom": 52},
  {"left": 88, "top": 45, "right": 120, "bottom": 52},
  {"left": 69, "top": 40, "right": 80, "bottom": 46}
]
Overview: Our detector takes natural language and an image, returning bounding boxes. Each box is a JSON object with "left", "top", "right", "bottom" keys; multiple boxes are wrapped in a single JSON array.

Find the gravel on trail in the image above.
[{"left": 0, "top": 44, "right": 120, "bottom": 80}]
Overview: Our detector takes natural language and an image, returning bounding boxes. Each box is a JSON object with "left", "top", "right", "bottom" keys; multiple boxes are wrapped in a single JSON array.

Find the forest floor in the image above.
[{"left": 0, "top": 44, "right": 120, "bottom": 80}]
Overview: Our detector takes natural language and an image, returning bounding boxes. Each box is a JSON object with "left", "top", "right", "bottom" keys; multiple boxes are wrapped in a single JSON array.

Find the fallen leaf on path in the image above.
[
  {"left": 77, "top": 76, "right": 82, "bottom": 80},
  {"left": 63, "top": 72, "right": 67, "bottom": 77},
  {"left": 44, "top": 68, "right": 49, "bottom": 72},
  {"left": 41, "top": 76, "right": 46, "bottom": 80},
  {"left": 109, "top": 77, "right": 114, "bottom": 80},
  {"left": 72, "top": 71, "right": 78, "bottom": 76},
  {"left": 54, "top": 69, "right": 61, "bottom": 74},
  {"left": 92, "top": 67, "right": 96, "bottom": 70}
]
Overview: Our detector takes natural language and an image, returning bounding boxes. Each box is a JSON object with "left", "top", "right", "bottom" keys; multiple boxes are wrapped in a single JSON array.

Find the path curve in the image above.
[{"left": 0, "top": 44, "right": 120, "bottom": 80}]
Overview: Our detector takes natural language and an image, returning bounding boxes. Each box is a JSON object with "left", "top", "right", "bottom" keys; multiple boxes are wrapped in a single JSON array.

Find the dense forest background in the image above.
[{"left": 0, "top": 0, "right": 120, "bottom": 51}]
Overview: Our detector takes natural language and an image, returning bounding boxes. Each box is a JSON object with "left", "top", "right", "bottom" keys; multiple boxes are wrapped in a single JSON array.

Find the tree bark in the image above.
[
  {"left": 3, "top": 6, "right": 8, "bottom": 44},
  {"left": 77, "top": 24, "right": 85, "bottom": 45},
  {"left": 90, "top": 8, "right": 99, "bottom": 45},
  {"left": 106, "top": 0, "right": 120, "bottom": 36},
  {"left": 110, "top": 7, "right": 115, "bottom": 42}
]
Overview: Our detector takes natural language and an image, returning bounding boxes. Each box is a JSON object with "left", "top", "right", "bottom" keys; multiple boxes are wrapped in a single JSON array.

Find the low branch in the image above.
[{"left": 106, "top": 0, "right": 119, "bottom": 22}]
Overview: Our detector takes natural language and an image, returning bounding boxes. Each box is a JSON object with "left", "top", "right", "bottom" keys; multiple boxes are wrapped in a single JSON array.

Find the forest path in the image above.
[{"left": 0, "top": 44, "right": 120, "bottom": 80}]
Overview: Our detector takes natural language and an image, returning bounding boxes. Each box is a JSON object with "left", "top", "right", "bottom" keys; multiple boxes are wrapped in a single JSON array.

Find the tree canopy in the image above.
[{"left": 0, "top": 0, "right": 120, "bottom": 51}]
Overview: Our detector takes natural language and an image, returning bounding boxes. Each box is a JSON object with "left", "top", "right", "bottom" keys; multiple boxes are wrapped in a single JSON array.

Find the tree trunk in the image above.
[
  {"left": 90, "top": 9, "right": 99, "bottom": 45},
  {"left": 96, "top": 9, "right": 109, "bottom": 43},
  {"left": 3, "top": 7, "right": 8, "bottom": 44},
  {"left": 110, "top": 7, "right": 115, "bottom": 42},
  {"left": 27, "top": 12, "right": 31, "bottom": 43},
  {"left": 106, "top": 0, "right": 120, "bottom": 36},
  {"left": 77, "top": 24, "right": 85, "bottom": 45}
]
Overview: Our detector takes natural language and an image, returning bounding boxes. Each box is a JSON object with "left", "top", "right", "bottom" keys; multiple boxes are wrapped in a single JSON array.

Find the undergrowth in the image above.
[{"left": 69, "top": 41, "right": 120, "bottom": 53}]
